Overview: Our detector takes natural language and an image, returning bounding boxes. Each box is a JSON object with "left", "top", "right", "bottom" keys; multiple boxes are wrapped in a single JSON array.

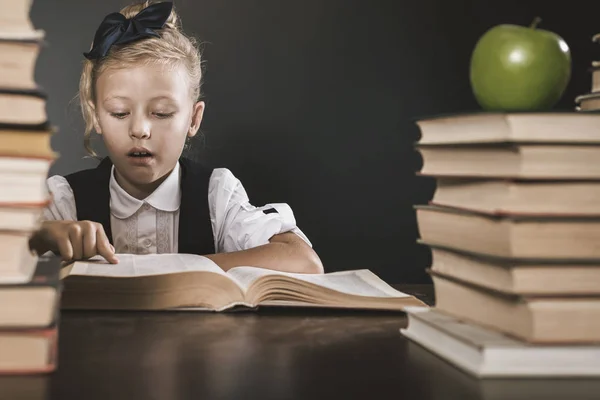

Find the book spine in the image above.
[
  {"left": 0, "top": 89, "right": 47, "bottom": 99},
  {"left": 0, "top": 122, "right": 50, "bottom": 131}
]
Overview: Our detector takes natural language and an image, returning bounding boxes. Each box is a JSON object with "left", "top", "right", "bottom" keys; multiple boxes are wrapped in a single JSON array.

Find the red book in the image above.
[{"left": 0, "top": 326, "right": 57, "bottom": 374}]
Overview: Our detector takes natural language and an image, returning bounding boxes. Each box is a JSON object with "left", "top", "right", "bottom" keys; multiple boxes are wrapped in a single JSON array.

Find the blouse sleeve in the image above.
[
  {"left": 208, "top": 168, "right": 312, "bottom": 253},
  {"left": 43, "top": 175, "right": 77, "bottom": 221}
]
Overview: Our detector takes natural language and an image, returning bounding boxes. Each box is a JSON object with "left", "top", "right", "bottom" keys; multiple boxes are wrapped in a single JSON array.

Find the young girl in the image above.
[{"left": 29, "top": 1, "right": 323, "bottom": 274}]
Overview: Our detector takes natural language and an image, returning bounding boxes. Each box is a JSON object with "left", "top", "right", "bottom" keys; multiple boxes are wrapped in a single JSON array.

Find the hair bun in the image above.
[
  {"left": 119, "top": 1, "right": 181, "bottom": 32},
  {"left": 163, "top": 7, "right": 180, "bottom": 30}
]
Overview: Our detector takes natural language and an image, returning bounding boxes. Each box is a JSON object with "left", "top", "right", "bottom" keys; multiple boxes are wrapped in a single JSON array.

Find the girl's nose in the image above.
[{"left": 130, "top": 116, "right": 151, "bottom": 139}]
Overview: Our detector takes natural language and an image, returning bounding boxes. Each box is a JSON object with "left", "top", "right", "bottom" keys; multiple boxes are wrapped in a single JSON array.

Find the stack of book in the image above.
[
  {"left": 575, "top": 33, "right": 600, "bottom": 111},
  {"left": 0, "top": 0, "right": 60, "bottom": 374},
  {"left": 402, "top": 111, "right": 600, "bottom": 378}
]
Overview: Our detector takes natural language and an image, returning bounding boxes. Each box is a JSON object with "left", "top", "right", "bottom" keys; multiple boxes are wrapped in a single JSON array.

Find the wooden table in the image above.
[{"left": 1, "top": 285, "right": 599, "bottom": 400}]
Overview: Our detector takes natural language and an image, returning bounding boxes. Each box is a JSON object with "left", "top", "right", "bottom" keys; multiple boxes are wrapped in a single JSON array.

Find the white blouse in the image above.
[{"left": 43, "top": 162, "right": 311, "bottom": 254}]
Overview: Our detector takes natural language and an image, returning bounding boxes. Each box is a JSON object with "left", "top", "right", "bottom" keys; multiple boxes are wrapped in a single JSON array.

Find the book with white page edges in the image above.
[
  {"left": 401, "top": 307, "right": 600, "bottom": 378},
  {"left": 59, "top": 254, "right": 426, "bottom": 311}
]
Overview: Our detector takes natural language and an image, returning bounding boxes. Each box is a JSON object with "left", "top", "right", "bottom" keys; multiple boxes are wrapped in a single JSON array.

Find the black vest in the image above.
[{"left": 64, "top": 157, "right": 215, "bottom": 255}]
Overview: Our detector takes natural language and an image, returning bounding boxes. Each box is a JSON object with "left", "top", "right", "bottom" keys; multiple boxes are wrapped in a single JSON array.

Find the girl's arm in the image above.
[{"left": 205, "top": 232, "right": 323, "bottom": 273}]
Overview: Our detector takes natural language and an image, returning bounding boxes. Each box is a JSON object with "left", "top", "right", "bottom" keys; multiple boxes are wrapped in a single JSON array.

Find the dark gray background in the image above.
[{"left": 30, "top": 0, "right": 600, "bottom": 283}]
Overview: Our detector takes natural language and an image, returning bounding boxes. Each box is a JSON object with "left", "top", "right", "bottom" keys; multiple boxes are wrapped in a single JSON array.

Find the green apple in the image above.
[{"left": 469, "top": 18, "right": 571, "bottom": 111}]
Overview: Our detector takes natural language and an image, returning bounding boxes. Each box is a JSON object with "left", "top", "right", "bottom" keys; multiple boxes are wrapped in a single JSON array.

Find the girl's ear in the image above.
[
  {"left": 188, "top": 101, "right": 205, "bottom": 138},
  {"left": 88, "top": 101, "right": 102, "bottom": 134}
]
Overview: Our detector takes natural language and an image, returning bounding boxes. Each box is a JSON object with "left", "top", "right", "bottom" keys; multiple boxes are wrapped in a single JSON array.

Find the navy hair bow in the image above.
[{"left": 83, "top": 1, "right": 173, "bottom": 60}]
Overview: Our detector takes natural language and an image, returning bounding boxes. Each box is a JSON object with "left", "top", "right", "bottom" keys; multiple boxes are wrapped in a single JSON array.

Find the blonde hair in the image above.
[{"left": 79, "top": 1, "right": 203, "bottom": 157}]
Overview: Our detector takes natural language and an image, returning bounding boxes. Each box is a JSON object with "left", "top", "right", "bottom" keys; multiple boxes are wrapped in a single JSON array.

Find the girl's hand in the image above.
[{"left": 30, "top": 220, "right": 119, "bottom": 264}]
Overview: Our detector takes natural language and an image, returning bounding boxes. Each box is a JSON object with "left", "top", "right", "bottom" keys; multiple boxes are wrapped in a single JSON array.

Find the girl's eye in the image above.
[
  {"left": 154, "top": 112, "right": 175, "bottom": 119},
  {"left": 110, "top": 112, "right": 129, "bottom": 119}
]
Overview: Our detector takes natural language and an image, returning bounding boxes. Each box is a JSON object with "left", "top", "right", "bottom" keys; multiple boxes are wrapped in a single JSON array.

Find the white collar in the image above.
[{"left": 109, "top": 162, "right": 181, "bottom": 219}]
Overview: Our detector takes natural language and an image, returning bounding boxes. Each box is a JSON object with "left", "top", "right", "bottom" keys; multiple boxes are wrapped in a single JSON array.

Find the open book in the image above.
[{"left": 59, "top": 254, "right": 426, "bottom": 311}]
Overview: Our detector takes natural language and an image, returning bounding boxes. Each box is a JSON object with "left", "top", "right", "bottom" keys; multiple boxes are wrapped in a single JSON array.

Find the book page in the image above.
[
  {"left": 227, "top": 267, "right": 410, "bottom": 298},
  {"left": 65, "top": 254, "right": 226, "bottom": 278},
  {"left": 408, "top": 308, "right": 523, "bottom": 348}
]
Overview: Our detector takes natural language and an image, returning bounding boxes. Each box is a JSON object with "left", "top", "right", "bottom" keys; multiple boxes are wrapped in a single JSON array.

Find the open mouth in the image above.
[
  {"left": 128, "top": 152, "right": 152, "bottom": 157},
  {"left": 127, "top": 149, "right": 153, "bottom": 158}
]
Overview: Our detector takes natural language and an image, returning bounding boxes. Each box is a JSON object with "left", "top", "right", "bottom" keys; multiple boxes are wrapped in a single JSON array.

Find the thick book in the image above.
[
  {"left": 407, "top": 340, "right": 600, "bottom": 400},
  {"left": 0, "top": 156, "right": 54, "bottom": 205},
  {"left": 416, "top": 204, "right": 600, "bottom": 259},
  {"left": 575, "top": 92, "right": 600, "bottom": 112},
  {"left": 430, "top": 178, "right": 600, "bottom": 216},
  {"left": 0, "top": 0, "right": 42, "bottom": 39},
  {"left": 0, "top": 204, "right": 47, "bottom": 231},
  {"left": 0, "top": 326, "right": 57, "bottom": 375},
  {"left": 59, "top": 254, "right": 427, "bottom": 311},
  {"left": 429, "top": 271, "right": 600, "bottom": 344},
  {"left": 0, "top": 89, "right": 46, "bottom": 126},
  {"left": 0, "top": 39, "right": 42, "bottom": 90},
  {"left": 417, "top": 143, "right": 600, "bottom": 179},
  {"left": 401, "top": 307, "right": 600, "bottom": 377},
  {"left": 421, "top": 240, "right": 600, "bottom": 296},
  {"left": 0, "top": 256, "right": 61, "bottom": 328},
  {"left": 0, "top": 126, "right": 55, "bottom": 159},
  {"left": 0, "top": 232, "right": 38, "bottom": 284},
  {"left": 414, "top": 112, "right": 600, "bottom": 145}
]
